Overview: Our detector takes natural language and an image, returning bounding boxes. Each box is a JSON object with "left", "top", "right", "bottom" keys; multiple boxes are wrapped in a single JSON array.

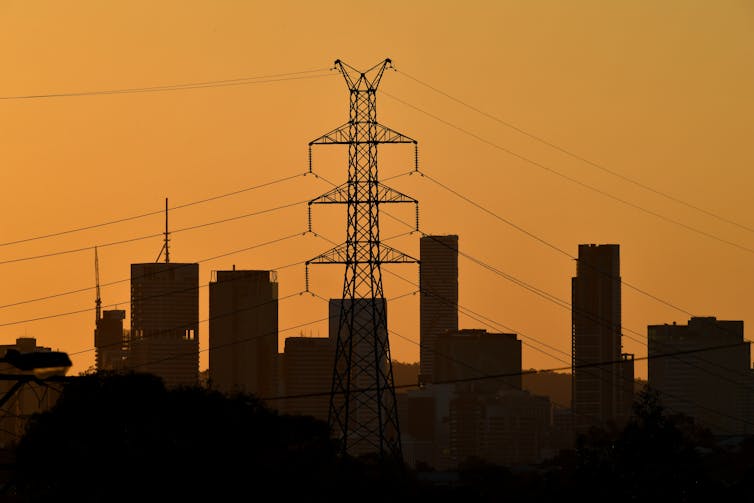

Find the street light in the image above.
[
  {"left": 0, "top": 349, "right": 72, "bottom": 408},
  {"left": 0, "top": 349, "right": 72, "bottom": 379}
]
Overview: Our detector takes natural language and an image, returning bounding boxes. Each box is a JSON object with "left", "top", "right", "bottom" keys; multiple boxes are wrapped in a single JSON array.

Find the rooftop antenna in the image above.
[
  {"left": 94, "top": 246, "right": 101, "bottom": 322},
  {"left": 155, "top": 197, "right": 170, "bottom": 263}
]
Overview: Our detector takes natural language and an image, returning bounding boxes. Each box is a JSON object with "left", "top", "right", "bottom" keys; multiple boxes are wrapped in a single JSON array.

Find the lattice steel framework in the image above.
[{"left": 306, "top": 59, "right": 419, "bottom": 459}]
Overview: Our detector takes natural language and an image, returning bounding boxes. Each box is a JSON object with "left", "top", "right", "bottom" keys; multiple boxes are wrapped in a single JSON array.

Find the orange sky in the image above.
[{"left": 0, "top": 1, "right": 752, "bottom": 380}]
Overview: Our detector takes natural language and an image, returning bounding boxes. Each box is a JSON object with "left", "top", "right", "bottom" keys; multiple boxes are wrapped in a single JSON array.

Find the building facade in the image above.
[
  {"left": 94, "top": 309, "right": 126, "bottom": 371},
  {"left": 209, "top": 269, "right": 278, "bottom": 400},
  {"left": 419, "top": 234, "right": 459, "bottom": 385},
  {"left": 281, "top": 336, "right": 333, "bottom": 422},
  {"left": 648, "top": 316, "right": 753, "bottom": 435},
  {"left": 128, "top": 262, "right": 199, "bottom": 388},
  {"left": 571, "top": 244, "right": 634, "bottom": 434},
  {"left": 433, "top": 328, "right": 522, "bottom": 393}
]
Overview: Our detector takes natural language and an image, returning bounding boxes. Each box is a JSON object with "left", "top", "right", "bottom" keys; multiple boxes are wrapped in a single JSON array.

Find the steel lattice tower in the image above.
[{"left": 307, "top": 59, "right": 419, "bottom": 459}]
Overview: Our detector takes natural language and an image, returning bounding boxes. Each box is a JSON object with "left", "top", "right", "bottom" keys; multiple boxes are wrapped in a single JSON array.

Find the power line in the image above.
[
  {"left": 0, "top": 68, "right": 335, "bottom": 100},
  {"left": 394, "top": 227, "right": 754, "bottom": 389},
  {"left": 394, "top": 68, "right": 754, "bottom": 237},
  {"left": 0, "top": 232, "right": 306, "bottom": 327},
  {"left": 38, "top": 273, "right": 752, "bottom": 433},
  {"left": 0, "top": 228, "right": 411, "bottom": 328},
  {"left": 0, "top": 171, "right": 307, "bottom": 248},
  {"left": 0, "top": 198, "right": 306, "bottom": 266},
  {"left": 314, "top": 169, "right": 694, "bottom": 343},
  {"left": 277, "top": 291, "right": 754, "bottom": 432},
  {"left": 317, "top": 170, "right": 754, "bottom": 404},
  {"left": 417, "top": 170, "right": 698, "bottom": 318},
  {"left": 321, "top": 225, "right": 754, "bottom": 404},
  {"left": 70, "top": 287, "right": 418, "bottom": 371},
  {"left": 381, "top": 92, "right": 754, "bottom": 256}
]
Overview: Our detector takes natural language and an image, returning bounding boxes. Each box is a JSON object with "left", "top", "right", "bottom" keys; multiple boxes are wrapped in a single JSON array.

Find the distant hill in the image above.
[
  {"left": 390, "top": 364, "right": 647, "bottom": 408},
  {"left": 522, "top": 371, "right": 648, "bottom": 409}
]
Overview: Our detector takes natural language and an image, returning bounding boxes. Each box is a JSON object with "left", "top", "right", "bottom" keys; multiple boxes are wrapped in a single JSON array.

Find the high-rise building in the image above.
[
  {"left": 128, "top": 262, "right": 199, "bottom": 388},
  {"left": 648, "top": 316, "right": 753, "bottom": 435},
  {"left": 94, "top": 309, "right": 126, "bottom": 371},
  {"left": 419, "top": 234, "right": 459, "bottom": 385},
  {"left": 281, "top": 336, "right": 333, "bottom": 422},
  {"left": 404, "top": 328, "right": 553, "bottom": 470},
  {"left": 209, "top": 269, "right": 278, "bottom": 399},
  {"left": 571, "top": 244, "right": 634, "bottom": 433},
  {"left": 448, "top": 389, "right": 551, "bottom": 468},
  {"left": 433, "top": 328, "right": 522, "bottom": 393}
]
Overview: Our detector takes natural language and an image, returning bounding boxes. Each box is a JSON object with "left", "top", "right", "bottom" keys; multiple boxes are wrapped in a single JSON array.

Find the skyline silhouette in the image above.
[{"left": 0, "top": 2, "right": 752, "bottom": 386}]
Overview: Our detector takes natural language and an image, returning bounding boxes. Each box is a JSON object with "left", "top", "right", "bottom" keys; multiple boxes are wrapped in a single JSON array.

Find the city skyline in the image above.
[{"left": 0, "top": 2, "right": 752, "bottom": 380}]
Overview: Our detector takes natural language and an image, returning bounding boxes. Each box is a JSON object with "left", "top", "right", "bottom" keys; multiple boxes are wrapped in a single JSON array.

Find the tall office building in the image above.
[
  {"left": 94, "top": 309, "right": 126, "bottom": 371},
  {"left": 571, "top": 244, "right": 634, "bottom": 433},
  {"left": 648, "top": 316, "right": 753, "bottom": 435},
  {"left": 448, "top": 388, "right": 551, "bottom": 468},
  {"left": 128, "top": 262, "right": 199, "bottom": 388},
  {"left": 419, "top": 234, "right": 459, "bottom": 384},
  {"left": 281, "top": 336, "right": 333, "bottom": 422},
  {"left": 433, "top": 328, "right": 522, "bottom": 393},
  {"left": 406, "top": 328, "right": 553, "bottom": 470},
  {"left": 209, "top": 269, "right": 278, "bottom": 399}
]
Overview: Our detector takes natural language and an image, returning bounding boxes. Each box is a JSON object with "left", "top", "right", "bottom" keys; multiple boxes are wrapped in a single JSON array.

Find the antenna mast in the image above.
[
  {"left": 306, "top": 58, "right": 419, "bottom": 460},
  {"left": 155, "top": 197, "right": 171, "bottom": 263},
  {"left": 94, "top": 246, "right": 101, "bottom": 322}
]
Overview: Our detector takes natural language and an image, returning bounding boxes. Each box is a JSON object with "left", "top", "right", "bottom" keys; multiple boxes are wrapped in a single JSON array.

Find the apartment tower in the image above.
[
  {"left": 209, "top": 269, "right": 278, "bottom": 399},
  {"left": 128, "top": 262, "right": 199, "bottom": 388},
  {"left": 94, "top": 309, "right": 126, "bottom": 371},
  {"left": 648, "top": 316, "right": 753, "bottom": 435},
  {"left": 571, "top": 244, "right": 634, "bottom": 433},
  {"left": 419, "top": 235, "right": 459, "bottom": 385}
]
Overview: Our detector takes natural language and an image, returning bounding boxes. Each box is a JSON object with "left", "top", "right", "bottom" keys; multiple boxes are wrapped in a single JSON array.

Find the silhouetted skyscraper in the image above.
[
  {"left": 128, "top": 262, "right": 199, "bottom": 388},
  {"left": 209, "top": 269, "right": 278, "bottom": 399},
  {"left": 433, "top": 328, "right": 522, "bottom": 393},
  {"left": 648, "top": 316, "right": 753, "bottom": 435},
  {"left": 571, "top": 244, "right": 633, "bottom": 433},
  {"left": 282, "top": 336, "right": 333, "bottom": 422},
  {"left": 94, "top": 309, "right": 126, "bottom": 371},
  {"left": 411, "top": 328, "right": 552, "bottom": 470},
  {"left": 420, "top": 234, "right": 459, "bottom": 385}
]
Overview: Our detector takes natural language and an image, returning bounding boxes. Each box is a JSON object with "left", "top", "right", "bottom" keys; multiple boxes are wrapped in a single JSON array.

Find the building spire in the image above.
[
  {"left": 155, "top": 197, "right": 171, "bottom": 263},
  {"left": 94, "top": 246, "right": 101, "bottom": 322}
]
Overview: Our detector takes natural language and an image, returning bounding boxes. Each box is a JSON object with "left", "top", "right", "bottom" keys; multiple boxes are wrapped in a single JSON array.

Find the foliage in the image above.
[
  {"left": 7, "top": 376, "right": 754, "bottom": 502},
  {"left": 567, "top": 385, "right": 724, "bottom": 502},
  {"left": 11, "top": 371, "right": 344, "bottom": 501}
]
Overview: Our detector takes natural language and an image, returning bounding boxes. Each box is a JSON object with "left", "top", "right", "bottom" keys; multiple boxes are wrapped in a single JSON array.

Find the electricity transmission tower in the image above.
[{"left": 307, "top": 59, "right": 419, "bottom": 459}]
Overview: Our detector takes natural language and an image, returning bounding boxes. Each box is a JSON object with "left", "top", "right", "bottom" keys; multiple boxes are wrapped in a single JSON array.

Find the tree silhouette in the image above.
[
  {"left": 569, "top": 385, "right": 721, "bottom": 502},
  {"left": 10, "top": 371, "right": 342, "bottom": 501}
]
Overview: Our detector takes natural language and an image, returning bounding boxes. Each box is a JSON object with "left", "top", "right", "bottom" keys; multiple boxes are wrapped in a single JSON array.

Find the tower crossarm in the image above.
[
  {"left": 309, "top": 182, "right": 417, "bottom": 206},
  {"left": 309, "top": 183, "right": 350, "bottom": 205},
  {"left": 377, "top": 183, "right": 417, "bottom": 204},
  {"left": 377, "top": 243, "right": 418, "bottom": 263},
  {"left": 334, "top": 58, "right": 393, "bottom": 91},
  {"left": 310, "top": 122, "right": 416, "bottom": 146},
  {"left": 307, "top": 242, "right": 418, "bottom": 266}
]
